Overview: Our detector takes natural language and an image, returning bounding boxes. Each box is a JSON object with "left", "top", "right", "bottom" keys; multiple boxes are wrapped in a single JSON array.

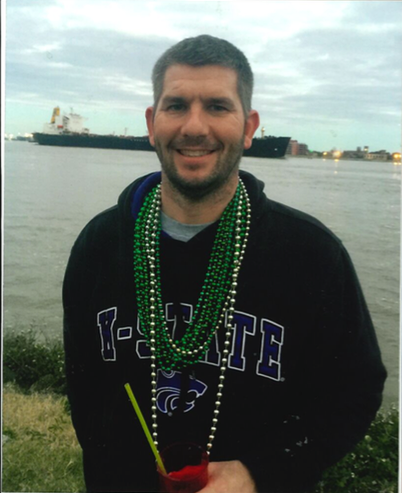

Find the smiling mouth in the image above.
[{"left": 177, "top": 149, "right": 215, "bottom": 157}]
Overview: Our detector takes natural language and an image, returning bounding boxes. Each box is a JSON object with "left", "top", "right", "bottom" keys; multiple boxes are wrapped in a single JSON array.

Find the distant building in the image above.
[
  {"left": 298, "top": 143, "right": 309, "bottom": 155},
  {"left": 286, "top": 140, "right": 297, "bottom": 155},
  {"left": 342, "top": 147, "right": 367, "bottom": 160},
  {"left": 320, "top": 145, "right": 395, "bottom": 161},
  {"left": 286, "top": 139, "right": 309, "bottom": 156},
  {"left": 365, "top": 150, "right": 391, "bottom": 162}
]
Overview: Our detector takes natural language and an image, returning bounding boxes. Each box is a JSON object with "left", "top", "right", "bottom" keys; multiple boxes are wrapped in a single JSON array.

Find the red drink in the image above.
[{"left": 157, "top": 442, "right": 209, "bottom": 493}]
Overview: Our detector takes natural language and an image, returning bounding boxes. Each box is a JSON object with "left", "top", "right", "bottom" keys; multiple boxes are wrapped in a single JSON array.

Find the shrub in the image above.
[
  {"left": 314, "top": 405, "right": 399, "bottom": 493},
  {"left": 3, "top": 329, "right": 67, "bottom": 394}
]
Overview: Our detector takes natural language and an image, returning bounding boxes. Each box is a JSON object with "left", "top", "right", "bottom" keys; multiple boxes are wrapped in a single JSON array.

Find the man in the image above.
[{"left": 63, "top": 35, "right": 386, "bottom": 493}]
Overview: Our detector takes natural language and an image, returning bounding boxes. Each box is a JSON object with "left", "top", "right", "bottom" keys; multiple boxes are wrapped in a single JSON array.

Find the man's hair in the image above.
[{"left": 152, "top": 34, "right": 254, "bottom": 116}]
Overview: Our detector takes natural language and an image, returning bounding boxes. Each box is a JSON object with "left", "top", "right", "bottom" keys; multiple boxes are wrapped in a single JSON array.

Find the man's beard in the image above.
[{"left": 154, "top": 136, "right": 245, "bottom": 202}]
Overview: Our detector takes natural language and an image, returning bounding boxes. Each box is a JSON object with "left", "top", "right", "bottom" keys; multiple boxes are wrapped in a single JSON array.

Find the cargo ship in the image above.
[{"left": 32, "top": 108, "right": 290, "bottom": 158}]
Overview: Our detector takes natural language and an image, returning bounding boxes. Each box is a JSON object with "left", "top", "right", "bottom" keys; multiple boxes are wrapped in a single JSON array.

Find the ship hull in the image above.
[
  {"left": 32, "top": 133, "right": 154, "bottom": 151},
  {"left": 244, "top": 136, "right": 291, "bottom": 158},
  {"left": 32, "top": 133, "right": 290, "bottom": 158}
]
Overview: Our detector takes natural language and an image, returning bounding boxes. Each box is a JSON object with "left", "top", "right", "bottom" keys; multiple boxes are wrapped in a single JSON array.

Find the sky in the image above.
[{"left": 4, "top": 0, "right": 402, "bottom": 152}]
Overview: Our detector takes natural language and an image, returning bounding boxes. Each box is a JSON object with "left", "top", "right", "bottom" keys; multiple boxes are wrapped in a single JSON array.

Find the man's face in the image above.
[{"left": 146, "top": 64, "right": 259, "bottom": 200}]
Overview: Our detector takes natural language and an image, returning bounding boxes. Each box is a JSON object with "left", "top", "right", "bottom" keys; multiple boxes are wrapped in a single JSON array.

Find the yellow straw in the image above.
[{"left": 124, "top": 382, "right": 167, "bottom": 475}]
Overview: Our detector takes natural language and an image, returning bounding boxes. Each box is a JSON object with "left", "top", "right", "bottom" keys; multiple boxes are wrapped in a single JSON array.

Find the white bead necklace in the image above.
[{"left": 144, "top": 179, "right": 251, "bottom": 453}]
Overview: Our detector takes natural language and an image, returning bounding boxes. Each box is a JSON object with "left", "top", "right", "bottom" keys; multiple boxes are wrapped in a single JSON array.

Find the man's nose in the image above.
[{"left": 180, "top": 106, "right": 208, "bottom": 136}]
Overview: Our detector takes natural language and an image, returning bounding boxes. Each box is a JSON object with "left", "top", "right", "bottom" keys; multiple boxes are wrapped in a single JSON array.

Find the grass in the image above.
[
  {"left": 2, "top": 329, "right": 400, "bottom": 492},
  {"left": 3, "top": 385, "right": 399, "bottom": 493},
  {"left": 2, "top": 384, "right": 85, "bottom": 493}
]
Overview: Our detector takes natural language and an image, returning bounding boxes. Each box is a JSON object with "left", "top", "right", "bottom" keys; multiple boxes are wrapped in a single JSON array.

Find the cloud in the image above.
[
  {"left": 345, "top": 0, "right": 402, "bottom": 28},
  {"left": 6, "top": 19, "right": 169, "bottom": 114},
  {"left": 250, "top": 14, "right": 401, "bottom": 138},
  {"left": 5, "top": 0, "right": 402, "bottom": 150}
]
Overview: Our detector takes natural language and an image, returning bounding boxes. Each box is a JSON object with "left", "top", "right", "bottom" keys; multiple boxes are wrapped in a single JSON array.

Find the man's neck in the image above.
[{"left": 160, "top": 175, "right": 239, "bottom": 225}]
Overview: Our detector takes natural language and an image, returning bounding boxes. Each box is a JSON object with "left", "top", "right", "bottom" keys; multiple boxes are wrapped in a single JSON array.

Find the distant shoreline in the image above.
[
  {"left": 286, "top": 155, "right": 402, "bottom": 164},
  {"left": 5, "top": 140, "right": 401, "bottom": 164}
]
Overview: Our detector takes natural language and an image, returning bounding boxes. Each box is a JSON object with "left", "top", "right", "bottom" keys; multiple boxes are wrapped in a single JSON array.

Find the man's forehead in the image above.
[
  {"left": 160, "top": 64, "right": 239, "bottom": 97},
  {"left": 163, "top": 64, "right": 237, "bottom": 84}
]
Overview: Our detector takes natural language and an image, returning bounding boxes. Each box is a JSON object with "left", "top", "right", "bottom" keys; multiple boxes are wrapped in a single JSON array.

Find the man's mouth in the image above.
[{"left": 177, "top": 149, "right": 215, "bottom": 157}]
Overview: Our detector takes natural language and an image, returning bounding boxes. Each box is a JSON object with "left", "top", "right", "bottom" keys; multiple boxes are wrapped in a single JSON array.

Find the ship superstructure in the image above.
[{"left": 43, "top": 107, "right": 89, "bottom": 135}]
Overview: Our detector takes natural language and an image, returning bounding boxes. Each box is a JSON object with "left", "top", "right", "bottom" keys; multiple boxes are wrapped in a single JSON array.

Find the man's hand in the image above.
[{"left": 198, "top": 460, "right": 257, "bottom": 493}]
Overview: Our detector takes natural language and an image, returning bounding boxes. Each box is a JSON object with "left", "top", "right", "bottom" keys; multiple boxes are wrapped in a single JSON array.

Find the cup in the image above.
[{"left": 157, "top": 442, "right": 209, "bottom": 493}]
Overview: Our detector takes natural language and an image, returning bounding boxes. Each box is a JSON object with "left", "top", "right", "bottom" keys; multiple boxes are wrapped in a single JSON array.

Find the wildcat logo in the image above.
[{"left": 156, "top": 370, "right": 207, "bottom": 414}]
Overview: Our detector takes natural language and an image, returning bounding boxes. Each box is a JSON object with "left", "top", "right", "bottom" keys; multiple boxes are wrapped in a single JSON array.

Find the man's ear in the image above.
[
  {"left": 145, "top": 106, "right": 155, "bottom": 146},
  {"left": 243, "top": 110, "right": 260, "bottom": 150}
]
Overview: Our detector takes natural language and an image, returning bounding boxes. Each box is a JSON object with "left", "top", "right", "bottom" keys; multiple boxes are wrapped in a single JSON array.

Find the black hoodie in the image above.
[{"left": 63, "top": 170, "right": 386, "bottom": 493}]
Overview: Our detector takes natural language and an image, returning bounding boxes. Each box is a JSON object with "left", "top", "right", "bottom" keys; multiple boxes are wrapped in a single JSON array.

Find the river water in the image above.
[{"left": 3, "top": 141, "right": 400, "bottom": 407}]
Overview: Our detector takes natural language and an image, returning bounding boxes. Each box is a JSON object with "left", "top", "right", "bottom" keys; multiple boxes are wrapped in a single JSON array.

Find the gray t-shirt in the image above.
[{"left": 161, "top": 212, "right": 214, "bottom": 242}]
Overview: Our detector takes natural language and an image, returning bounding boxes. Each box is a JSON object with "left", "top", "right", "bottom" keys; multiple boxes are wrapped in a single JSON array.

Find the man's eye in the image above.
[
  {"left": 210, "top": 105, "right": 228, "bottom": 112},
  {"left": 166, "top": 104, "right": 186, "bottom": 112}
]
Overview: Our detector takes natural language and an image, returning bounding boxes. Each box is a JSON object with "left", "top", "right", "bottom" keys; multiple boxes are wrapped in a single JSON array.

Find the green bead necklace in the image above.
[
  {"left": 134, "top": 180, "right": 250, "bottom": 371},
  {"left": 133, "top": 178, "right": 251, "bottom": 452}
]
